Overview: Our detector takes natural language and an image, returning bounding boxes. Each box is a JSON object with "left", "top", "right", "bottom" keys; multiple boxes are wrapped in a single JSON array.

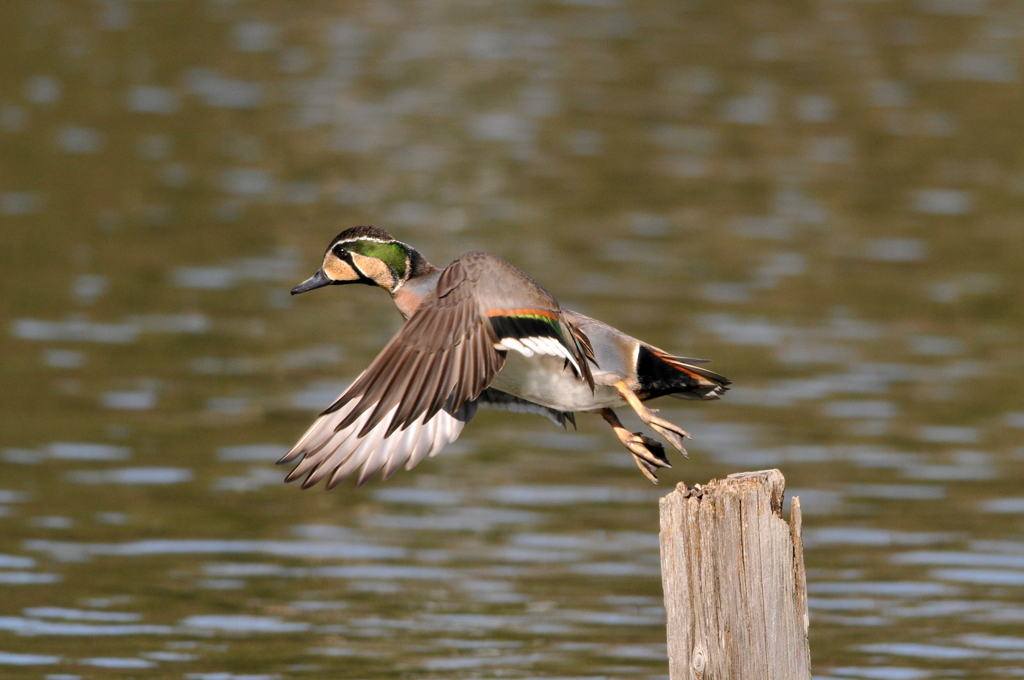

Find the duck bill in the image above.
[{"left": 291, "top": 269, "right": 333, "bottom": 295}]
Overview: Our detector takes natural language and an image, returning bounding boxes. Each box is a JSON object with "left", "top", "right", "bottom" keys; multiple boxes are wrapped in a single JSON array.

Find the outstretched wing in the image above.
[
  {"left": 279, "top": 388, "right": 480, "bottom": 488},
  {"left": 279, "top": 256, "right": 505, "bottom": 488}
]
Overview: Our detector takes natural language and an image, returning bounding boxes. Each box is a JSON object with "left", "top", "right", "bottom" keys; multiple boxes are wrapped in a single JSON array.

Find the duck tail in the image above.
[{"left": 637, "top": 345, "right": 731, "bottom": 401}]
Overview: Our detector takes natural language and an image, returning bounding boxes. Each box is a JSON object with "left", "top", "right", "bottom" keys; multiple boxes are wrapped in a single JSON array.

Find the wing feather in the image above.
[
  {"left": 405, "top": 416, "right": 439, "bottom": 471},
  {"left": 353, "top": 415, "right": 399, "bottom": 487},
  {"left": 387, "top": 351, "right": 432, "bottom": 436},
  {"left": 280, "top": 255, "right": 504, "bottom": 488},
  {"left": 379, "top": 423, "right": 419, "bottom": 481}
]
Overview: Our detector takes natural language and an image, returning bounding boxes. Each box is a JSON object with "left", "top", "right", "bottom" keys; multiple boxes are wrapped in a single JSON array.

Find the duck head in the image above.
[{"left": 292, "top": 225, "right": 426, "bottom": 295}]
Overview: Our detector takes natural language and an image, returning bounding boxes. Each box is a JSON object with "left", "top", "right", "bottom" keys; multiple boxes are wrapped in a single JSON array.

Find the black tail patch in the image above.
[{"left": 636, "top": 345, "right": 731, "bottom": 400}]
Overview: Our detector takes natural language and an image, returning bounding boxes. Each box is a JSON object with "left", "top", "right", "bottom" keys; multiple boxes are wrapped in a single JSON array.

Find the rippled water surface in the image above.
[{"left": 2, "top": 1, "right": 1024, "bottom": 678}]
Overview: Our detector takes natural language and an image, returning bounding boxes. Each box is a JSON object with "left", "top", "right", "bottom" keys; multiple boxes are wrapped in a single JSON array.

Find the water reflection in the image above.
[{"left": 3, "top": 0, "right": 1024, "bottom": 678}]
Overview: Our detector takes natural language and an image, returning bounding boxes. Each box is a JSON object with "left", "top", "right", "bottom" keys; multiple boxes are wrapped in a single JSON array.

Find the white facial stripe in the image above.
[{"left": 331, "top": 236, "right": 393, "bottom": 250}]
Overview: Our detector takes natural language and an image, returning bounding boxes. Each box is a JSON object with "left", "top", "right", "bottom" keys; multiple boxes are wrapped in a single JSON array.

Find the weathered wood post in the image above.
[{"left": 659, "top": 469, "right": 810, "bottom": 679}]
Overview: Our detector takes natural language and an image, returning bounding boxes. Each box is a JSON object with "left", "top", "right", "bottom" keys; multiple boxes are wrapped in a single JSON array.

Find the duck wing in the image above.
[
  {"left": 279, "top": 252, "right": 591, "bottom": 489},
  {"left": 279, "top": 254, "right": 505, "bottom": 488}
]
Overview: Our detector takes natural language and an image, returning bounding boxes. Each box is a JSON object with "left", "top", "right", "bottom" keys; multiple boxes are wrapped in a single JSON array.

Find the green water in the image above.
[{"left": 1, "top": 1, "right": 1023, "bottom": 678}]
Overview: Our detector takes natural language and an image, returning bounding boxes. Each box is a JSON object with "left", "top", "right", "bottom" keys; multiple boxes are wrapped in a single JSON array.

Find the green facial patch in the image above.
[{"left": 344, "top": 240, "right": 408, "bottom": 278}]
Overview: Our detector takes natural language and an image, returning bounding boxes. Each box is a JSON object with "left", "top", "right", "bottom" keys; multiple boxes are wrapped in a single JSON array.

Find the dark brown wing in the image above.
[{"left": 323, "top": 256, "right": 505, "bottom": 438}]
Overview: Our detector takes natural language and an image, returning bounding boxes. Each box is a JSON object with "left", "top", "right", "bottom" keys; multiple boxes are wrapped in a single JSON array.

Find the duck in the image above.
[{"left": 280, "top": 226, "right": 730, "bottom": 488}]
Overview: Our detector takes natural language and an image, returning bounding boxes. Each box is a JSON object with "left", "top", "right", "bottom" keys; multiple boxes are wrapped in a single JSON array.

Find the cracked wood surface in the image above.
[{"left": 659, "top": 469, "right": 811, "bottom": 679}]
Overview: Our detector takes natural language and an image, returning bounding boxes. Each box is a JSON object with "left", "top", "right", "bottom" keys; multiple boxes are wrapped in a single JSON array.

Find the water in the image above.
[{"left": 1, "top": 1, "right": 1023, "bottom": 678}]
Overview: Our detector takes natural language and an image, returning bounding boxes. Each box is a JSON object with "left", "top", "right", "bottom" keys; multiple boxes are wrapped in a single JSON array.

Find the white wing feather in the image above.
[
  {"left": 279, "top": 394, "right": 468, "bottom": 488},
  {"left": 498, "top": 334, "right": 582, "bottom": 375}
]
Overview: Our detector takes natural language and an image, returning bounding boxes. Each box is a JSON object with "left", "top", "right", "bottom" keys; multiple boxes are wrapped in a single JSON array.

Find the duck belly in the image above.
[{"left": 488, "top": 352, "right": 624, "bottom": 412}]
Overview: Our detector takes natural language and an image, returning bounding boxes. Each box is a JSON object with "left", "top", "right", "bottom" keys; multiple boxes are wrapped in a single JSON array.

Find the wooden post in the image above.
[{"left": 659, "top": 469, "right": 810, "bottom": 680}]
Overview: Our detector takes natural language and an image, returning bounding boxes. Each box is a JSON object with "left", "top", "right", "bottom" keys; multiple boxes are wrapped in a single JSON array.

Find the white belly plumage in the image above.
[{"left": 488, "top": 351, "right": 624, "bottom": 412}]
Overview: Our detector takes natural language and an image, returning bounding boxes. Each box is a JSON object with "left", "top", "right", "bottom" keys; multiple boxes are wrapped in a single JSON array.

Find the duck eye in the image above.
[{"left": 333, "top": 245, "right": 348, "bottom": 257}]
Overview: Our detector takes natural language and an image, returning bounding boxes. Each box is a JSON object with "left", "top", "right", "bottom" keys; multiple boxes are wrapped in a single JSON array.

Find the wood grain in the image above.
[{"left": 659, "top": 469, "right": 811, "bottom": 679}]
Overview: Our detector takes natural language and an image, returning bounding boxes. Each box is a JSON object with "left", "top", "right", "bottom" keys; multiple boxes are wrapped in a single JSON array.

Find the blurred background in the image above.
[{"left": 1, "top": 1, "right": 1023, "bottom": 678}]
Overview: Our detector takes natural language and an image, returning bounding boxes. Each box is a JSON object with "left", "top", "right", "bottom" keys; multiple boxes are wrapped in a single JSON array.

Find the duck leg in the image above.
[
  {"left": 615, "top": 381, "right": 690, "bottom": 457},
  {"left": 600, "top": 408, "right": 670, "bottom": 484}
]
